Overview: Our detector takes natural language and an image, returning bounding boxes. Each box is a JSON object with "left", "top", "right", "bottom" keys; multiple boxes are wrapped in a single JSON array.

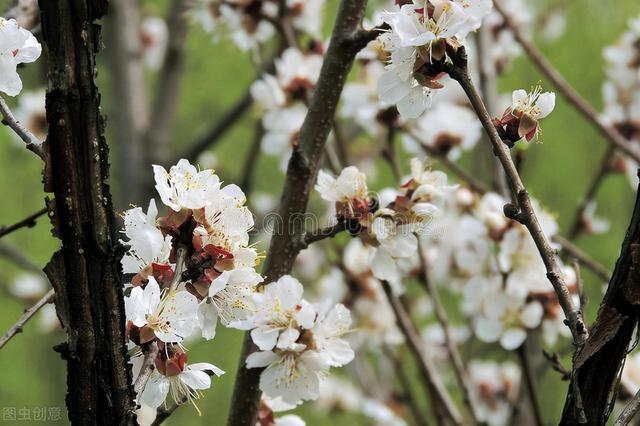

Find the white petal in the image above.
[
  {"left": 251, "top": 327, "right": 280, "bottom": 350},
  {"left": 500, "top": 328, "right": 527, "bottom": 350},
  {"left": 246, "top": 350, "right": 279, "bottom": 368}
]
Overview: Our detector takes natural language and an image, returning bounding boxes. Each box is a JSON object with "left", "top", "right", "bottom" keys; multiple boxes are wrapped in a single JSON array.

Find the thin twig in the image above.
[
  {"left": 301, "top": 220, "right": 349, "bottom": 248},
  {"left": 384, "top": 346, "right": 430, "bottom": 426},
  {"left": 0, "top": 96, "right": 44, "bottom": 160},
  {"left": 0, "top": 241, "right": 45, "bottom": 275},
  {"left": 239, "top": 120, "right": 265, "bottom": 193},
  {"left": 553, "top": 235, "right": 611, "bottom": 282},
  {"left": 0, "top": 206, "right": 48, "bottom": 239},
  {"left": 567, "top": 146, "right": 614, "bottom": 240},
  {"left": 542, "top": 350, "right": 571, "bottom": 381},
  {"left": 493, "top": 0, "right": 640, "bottom": 163},
  {"left": 169, "top": 246, "right": 188, "bottom": 292},
  {"left": 417, "top": 243, "right": 479, "bottom": 423},
  {"left": 405, "top": 128, "right": 490, "bottom": 194},
  {"left": 517, "top": 344, "right": 544, "bottom": 426},
  {"left": 133, "top": 342, "right": 159, "bottom": 397},
  {"left": 615, "top": 388, "right": 640, "bottom": 426},
  {"left": 444, "top": 50, "right": 588, "bottom": 346},
  {"left": 381, "top": 280, "right": 464, "bottom": 425},
  {"left": 0, "top": 288, "right": 55, "bottom": 349},
  {"left": 383, "top": 125, "right": 401, "bottom": 182},
  {"left": 145, "top": 0, "right": 190, "bottom": 166},
  {"left": 181, "top": 91, "right": 254, "bottom": 162},
  {"left": 572, "top": 259, "right": 587, "bottom": 318}
]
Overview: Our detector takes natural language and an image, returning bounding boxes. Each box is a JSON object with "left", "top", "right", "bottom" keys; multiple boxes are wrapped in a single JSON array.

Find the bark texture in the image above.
[
  {"left": 226, "top": 1, "right": 372, "bottom": 425},
  {"left": 38, "top": 0, "right": 136, "bottom": 424},
  {"left": 561, "top": 179, "right": 640, "bottom": 425}
]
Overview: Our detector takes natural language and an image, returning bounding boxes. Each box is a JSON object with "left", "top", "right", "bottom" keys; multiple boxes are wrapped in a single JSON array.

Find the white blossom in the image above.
[
  {"left": 153, "top": 159, "right": 221, "bottom": 211},
  {"left": 0, "top": 17, "right": 41, "bottom": 96}
]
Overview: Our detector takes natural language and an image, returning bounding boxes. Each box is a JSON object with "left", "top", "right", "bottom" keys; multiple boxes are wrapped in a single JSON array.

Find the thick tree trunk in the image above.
[
  {"left": 38, "top": 0, "right": 136, "bottom": 424},
  {"left": 561, "top": 179, "right": 640, "bottom": 425}
]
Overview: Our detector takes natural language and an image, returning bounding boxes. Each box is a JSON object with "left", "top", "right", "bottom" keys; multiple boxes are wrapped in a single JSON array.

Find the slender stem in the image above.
[
  {"left": 383, "top": 125, "right": 401, "bottom": 182},
  {"left": 301, "top": 220, "right": 349, "bottom": 248},
  {"left": 0, "top": 206, "right": 49, "bottom": 239},
  {"left": 239, "top": 120, "right": 264, "bottom": 193},
  {"left": 384, "top": 346, "right": 430, "bottom": 426},
  {"left": 133, "top": 342, "right": 159, "bottom": 397},
  {"left": 493, "top": 0, "right": 640, "bottom": 163},
  {"left": 381, "top": 280, "right": 464, "bottom": 425},
  {"left": 169, "top": 246, "right": 188, "bottom": 292},
  {"left": 0, "top": 288, "right": 55, "bottom": 350},
  {"left": 615, "top": 389, "right": 640, "bottom": 426},
  {"left": 417, "top": 243, "right": 479, "bottom": 423},
  {"left": 517, "top": 344, "right": 544, "bottom": 426},
  {"left": 145, "top": 0, "right": 190, "bottom": 166},
  {"left": 0, "top": 241, "right": 44, "bottom": 275},
  {"left": 553, "top": 235, "right": 611, "bottom": 282},
  {"left": 567, "top": 146, "right": 614, "bottom": 240},
  {"left": 405, "top": 128, "right": 490, "bottom": 194},
  {"left": 572, "top": 259, "right": 587, "bottom": 318},
  {"left": 181, "top": 91, "right": 254, "bottom": 162},
  {"left": 0, "top": 96, "right": 44, "bottom": 160},
  {"left": 446, "top": 53, "right": 588, "bottom": 346}
]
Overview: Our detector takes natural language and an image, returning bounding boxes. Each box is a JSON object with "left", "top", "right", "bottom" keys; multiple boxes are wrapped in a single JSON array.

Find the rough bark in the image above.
[
  {"left": 38, "top": 0, "right": 136, "bottom": 424},
  {"left": 226, "top": 2, "right": 373, "bottom": 425},
  {"left": 560, "top": 178, "right": 640, "bottom": 425}
]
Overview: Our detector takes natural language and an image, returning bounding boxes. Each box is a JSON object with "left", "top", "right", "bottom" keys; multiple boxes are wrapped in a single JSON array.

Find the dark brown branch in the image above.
[
  {"left": 301, "top": 220, "right": 349, "bottom": 249},
  {"left": 0, "top": 206, "right": 48, "bottom": 239},
  {"left": 554, "top": 235, "right": 612, "bottom": 282},
  {"left": 384, "top": 346, "right": 430, "bottom": 426},
  {"left": 226, "top": 2, "right": 375, "bottom": 424},
  {"left": 616, "top": 389, "right": 640, "bottom": 426},
  {"left": 38, "top": 0, "right": 136, "bottom": 423},
  {"left": 542, "top": 350, "right": 571, "bottom": 381},
  {"left": 0, "top": 241, "right": 44, "bottom": 275},
  {"left": 381, "top": 280, "right": 463, "bottom": 425},
  {"left": 0, "top": 288, "right": 54, "bottom": 349},
  {"left": 445, "top": 53, "right": 587, "bottom": 346},
  {"left": 493, "top": 1, "right": 640, "bottom": 163},
  {"left": 0, "top": 96, "right": 45, "bottom": 160},
  {"left": 560, "top": 177, "right": 640, "bottom": 425}
]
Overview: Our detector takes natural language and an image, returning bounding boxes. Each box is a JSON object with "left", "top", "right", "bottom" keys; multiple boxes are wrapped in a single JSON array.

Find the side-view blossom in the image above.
[
  {"left": 140, "top": 347, "right": 224, "bottom": 409},
  {"left": 469, "top": 360, "right": 521, "bottom": 426},
  {"left": 153, "top": 159, "right": 221, "bottom": 212},
  {"left": 0, "top": 17, "right": 41, "bottom": 96},
  {"left": 495, "top": 86, "right": 556, "bottom": 144}
]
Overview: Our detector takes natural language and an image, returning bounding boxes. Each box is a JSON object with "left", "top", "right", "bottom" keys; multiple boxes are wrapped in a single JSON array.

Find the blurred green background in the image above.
[{"left": 0, "top": 0, "right": 638, "bottom": 424}]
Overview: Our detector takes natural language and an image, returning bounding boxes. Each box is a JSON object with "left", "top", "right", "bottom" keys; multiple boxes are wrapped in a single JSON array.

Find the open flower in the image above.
[
  {"left": 315, "top": 166, "right": 370, "bottom": 220},
  {"left": 248, "top": 275, "right": 316, "bottom": 351},
  {"left": 125, "top": 278, "right": 199, "bottom": 344},
  {"left": 246, "top": 348, "right": 331, "bottom": 405},
  {"left": 0, "top": 17, "right": 41, "bottom": 96},
  {"left": 198, "top": 267, "right": 264, "bottom": 340},
  {"left": 153, "top": 159, "right": 221, "bottom": 212},
  {"left": 141, "top": 348, "right": 224, "bottom": 409},
  {"left": 495, "top": 86, "right": 556, "bottom": 144},
  {"left": 469, "top": 360, "right": 521, "bottom": 426},
  {"left": 310, "top": 304, "right": 354, "bottom": 367},
  {"left": 120, "top": 199, "right": 172, "bottom": 276}
]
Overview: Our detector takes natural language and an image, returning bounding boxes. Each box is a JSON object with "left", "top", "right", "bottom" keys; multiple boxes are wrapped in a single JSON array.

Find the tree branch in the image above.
[
  {"left": 381, "top": 280, "right": 464, "bottom": 425},
  {"left": 0, "top": 288, "right": 54, "bottom": 350},
  {"left": 616, "top": 389, "right": 640, "bottom": 426},
  {"left": 38, "top": 0, "right": 136, "bottom": 422},
  {"left": 133, "top": 342, "right": 159, "bottom": 397},
  {"left": 445, "top": 52, "right": 588, "bottom": 346},
  {"left": 0, "top": 206, "right": 49, "bottom": 239},
  {"left": 553, "top": 235, "right": 612, "bottom": 282},
  {"left": 493, "top": 0, "right": 640, "bottom": 163},
  {"left": 226, "top": 2, "right": 374, "bottom": 424},
  {"left": 560, "top": 178, "right": 640, "bottom": 425},
  {"left": 0, "top": 95, "right": 44, "bottom": 160},
  {"left": 417, "top": 243, "right": 479, "bottom": 422},
  {"left": 517, "top": 344, "right": 544, "bottom": 426}
]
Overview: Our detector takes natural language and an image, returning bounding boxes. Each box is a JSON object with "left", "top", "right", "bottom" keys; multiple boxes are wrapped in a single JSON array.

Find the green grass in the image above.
[{"left": 0, "top": 0, "right": 639, "bottom": 424}]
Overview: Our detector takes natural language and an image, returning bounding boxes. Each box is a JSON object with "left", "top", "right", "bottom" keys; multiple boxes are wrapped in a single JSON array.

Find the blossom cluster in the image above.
[
  {"left": 251, "top": 47, "right": 324, "bottom": 165},
  {"left": 601, "top": 17, "right": 640, "bottom": 187},
  {"left": 189, "top": 0, "right": 325, "bottom": 54},
  {"left": 121, "top": 159, "right": 354, "bottom": 416}
]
